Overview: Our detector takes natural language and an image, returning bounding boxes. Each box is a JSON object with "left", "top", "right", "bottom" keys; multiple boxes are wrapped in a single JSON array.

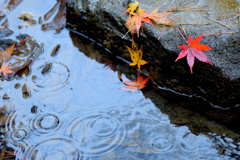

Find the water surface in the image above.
[{"left": 0, "top": 0, "right": 239, "bottom": 159}]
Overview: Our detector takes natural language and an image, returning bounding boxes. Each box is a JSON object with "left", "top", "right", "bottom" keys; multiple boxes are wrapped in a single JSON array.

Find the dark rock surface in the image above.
[{"left": 66, "top": 0, "right": 240, "bottom": 128}]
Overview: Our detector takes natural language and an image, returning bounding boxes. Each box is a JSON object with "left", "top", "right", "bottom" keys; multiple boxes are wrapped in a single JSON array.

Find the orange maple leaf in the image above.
[
  {"left": 0, "top": 43, "right": 15, "bottom": 61},
  {"left": 0, "top": 60, "right": 14, "bottom": 76},
  {"left": 125, "top": 2, "right": 174, "bottom": 37},
  {"left": 145, "top": 8, "right": 174, "bottom": 25},
  {"left": 125, "top": 8, "right": 154, "bottom": 37},
  {"left": 125, "top": 38, "right": 148, "bottom": 69},
  {"left": 120, "top": 76, "right": 149, "bottom": 92}
]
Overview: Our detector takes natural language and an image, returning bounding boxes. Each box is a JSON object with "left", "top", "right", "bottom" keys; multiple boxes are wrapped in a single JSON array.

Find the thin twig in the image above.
[
  {"left": 204, "top": 32, "right": 239, "bottom": 36},
  {"left": 167, "top": 6, "right": 208, "bottom": 12},
  {"left": 174, "top": 23, "right": 209, "bottom": 25},
  {"left": 176, "top": 27, "right": 188, "bottom": 45},
  {"left": 231, "top": 13, "right": 240, "bottom": 20},
  {"left": 237, "top": 8, "right": 240, "bottom": 31},
  {"left": 202, "top": 16, "right": 231, "bottom": 29},
  {"left": 177, "top": 16, "right": 187, "bottom": 36},
  {"left": 157, "top": 28, "right": 165, "bottom": 40},
  {"left": 238, "top": 16, "right": 240, "bottom": 31},
  {"left": 170, "top": 8, "right": 209, "bottom": 12},
  {"left": 217, "top": 14, "right": 239, "bottom": 20},
  {"left": 122, "top": 30, "right": 130, "bottom": 39}
]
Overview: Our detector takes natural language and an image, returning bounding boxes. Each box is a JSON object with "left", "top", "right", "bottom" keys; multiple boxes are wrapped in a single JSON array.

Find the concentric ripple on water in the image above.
[
  {"left": 29, "top": 113, "right": 62, "bottom": 136},
  {"left": 1, "top": 109, "right": 31, "bottom": 159},
  {"left": 26, "top": 138, "right": 80, "bottom": 160},
  {"left": 149, "top": 133, "right": 176, "bottom": 153},
  {"left": 65, "top": 110, "right": 126, "bottom": 157},
  {"left": 31, "top": 62, "right": 70, "bottom": 91}
]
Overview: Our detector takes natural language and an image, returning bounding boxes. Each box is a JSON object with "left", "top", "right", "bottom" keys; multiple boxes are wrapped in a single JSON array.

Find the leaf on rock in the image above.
[
  {"left": 175, "top": 34, "right": 213, "bottom": 73},
  {"left": 125, "top": 38, "right": 148, "bottom": 69},
  {"left": 125, "top": 2, "right": 174, "bottom": 36},
  {"left": 147, "top": 9, "right": 174, "bottom": 25},
  {"left": 120, "top": 76, "right": 149, "bottom": 92},
  {"left": 125, "top": 1, "right": 139, "bottom": 14}
]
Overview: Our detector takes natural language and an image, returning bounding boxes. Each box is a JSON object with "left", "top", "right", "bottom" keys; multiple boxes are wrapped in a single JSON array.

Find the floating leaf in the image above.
[
  {"left": 0, "top": 60, "right": 14, "bottom": 76},
  {"left": 125, "top": 38, "right": 148, "bottom": 69},
  {"left": 120, "top": 76, "right": 149, "bottom": 92},
  {"left": 0, "top": 43, "right": 15, "bottom": 61}
]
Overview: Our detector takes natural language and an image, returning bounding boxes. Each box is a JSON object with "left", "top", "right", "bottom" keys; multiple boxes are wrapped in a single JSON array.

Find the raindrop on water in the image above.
[{"left": 149, "top": 133, "right": 175, "bottom": 153}]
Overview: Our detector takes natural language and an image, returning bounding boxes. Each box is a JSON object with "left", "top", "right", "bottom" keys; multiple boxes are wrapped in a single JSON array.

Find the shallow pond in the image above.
[{"left": 0, "top": 0, "right": 240, "bottom": 159}]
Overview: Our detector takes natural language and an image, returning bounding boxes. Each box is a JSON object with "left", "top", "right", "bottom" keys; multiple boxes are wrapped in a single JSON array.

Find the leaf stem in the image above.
[{"left": 176, "top": 27, "right": 188, "bottom": 45}]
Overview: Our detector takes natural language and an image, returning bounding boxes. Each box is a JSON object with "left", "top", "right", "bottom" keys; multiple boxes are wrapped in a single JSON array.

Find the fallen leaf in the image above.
[
  {"left": 18, "top": 13, "right": 37, "bottom": 26},
  {"left": 120, "top": 76, "right": 149, "bottom": 92},
  {"left": 125, "top": 1, "right": 139, "bottom": 14},
  {"left": 125, "top": 38, "right": 148, "bottom": 69},
  {"left": 175, "top": 34, "right": 213, "bottom": 73},
  {"left": 0, "top": 43, "right": 15, "bottom": 61},
  {"left": 0, "top": 60, "right": 14, "bottom": 76},
  {"left": 19, "top": 13, "right": 33, "bottom": 20},
  {"left": 125, "top": 2, "right": 174, "bottom": 36},
  {"left": 41, "top": 0, "right": 67, "bottom": 33},
  {"left": 147, "top": 9, "right": 174, "bottom": 25},
  {"left": 125, "top": 8, "right": 154, "bottom": 37}
]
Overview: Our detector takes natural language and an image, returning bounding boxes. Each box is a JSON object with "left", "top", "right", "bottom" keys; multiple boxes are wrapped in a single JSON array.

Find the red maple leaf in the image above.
[
  {"left": 175, "top": 34, "right": 213, "bottom": 73},
  {"left": 0, "top": 60, "right": 14, "bottom": 76},
  {"left": 120, "top": 76, "right": 149, "bottom": 92}
]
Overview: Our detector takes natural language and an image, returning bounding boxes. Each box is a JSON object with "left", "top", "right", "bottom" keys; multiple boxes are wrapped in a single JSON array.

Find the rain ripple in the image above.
[
  {"left": 2, "top": 110, "right": 31, "bottom": 159},
  {"left": 26, "top": 138, "right": 80, "bottom": 160},
  {"left": 29, "top": 113, "right": 62, "bottom": 136},
  {"left": 149, "top": 133, "right": 176, "bottom": 153},
  {"left": 31, "top": 62, "right": 70, "bottom": 91},
  {"left": 65, "top": 110, "right": 126, "bottom": 157}
]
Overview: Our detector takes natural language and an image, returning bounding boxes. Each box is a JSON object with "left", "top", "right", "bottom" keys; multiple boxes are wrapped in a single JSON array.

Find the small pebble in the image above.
[
  {"left": 50, "top": 44, "right": 61, "bottom": 57},
  {"left": 41, "top": 63, "right": 52, "bottom": 74},
  {"left": 3, "top": 93, "right": 10, "bottom": 99},
  {"left": 38, "top": 16, "right": 43, "bottom": 24},
  {"left": 14, "top": 83, "right": 21, "bottom": 89},
  {"left": 31, "top": 105, "right": 38, "bottom": 114},
  {"left": 22, "top": 83, "right": 31, "bottom": 99}
]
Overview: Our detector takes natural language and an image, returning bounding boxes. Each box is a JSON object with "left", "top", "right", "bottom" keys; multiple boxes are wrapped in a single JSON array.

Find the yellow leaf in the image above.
[
  {"left": 125, "top": 39, "right": 148, "bottom": 69},
  {"left": 125, "top": 1, "right": 140, "bottom": 14}
]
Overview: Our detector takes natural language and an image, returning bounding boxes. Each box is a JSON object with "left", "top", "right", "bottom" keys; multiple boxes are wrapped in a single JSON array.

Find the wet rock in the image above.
[
  {"left": 66, "top": 0, "right": 240, "bottom": 109},
  {"left": 66, "top": 0, "right": 240, "bottom": 131},
  {"left": 0, "top": 28, "right": 13, "bottom": 38}
]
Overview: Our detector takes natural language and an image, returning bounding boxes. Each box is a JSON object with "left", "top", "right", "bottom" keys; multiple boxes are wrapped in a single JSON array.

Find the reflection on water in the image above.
[{"left": 0, "top": 0, "right": 239, "bottom": 159}]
